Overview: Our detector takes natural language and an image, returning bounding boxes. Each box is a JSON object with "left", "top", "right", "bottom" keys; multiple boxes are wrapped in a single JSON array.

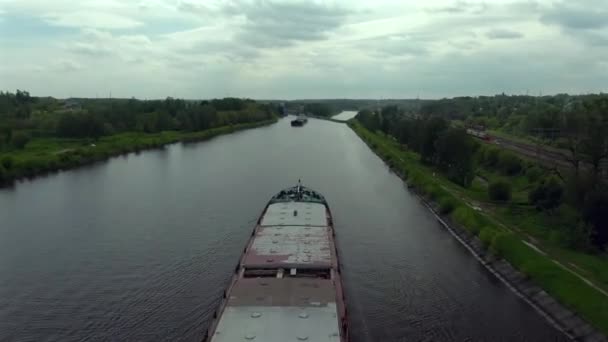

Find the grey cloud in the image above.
[
  {"left": 66, "top": 29, "right": 153, "bottom": 61},
  {"left": 176, "top": 0, "right": 213, "bottom": 14},
  {"left": 568, "top": 30, "right": 608, "bottom": 47},
  {"left": 419, "top": 11, "right": 535, "bottom": 39},
  {"left": 68, "top": 42, "right": 112, "bottom": 56},
  {"left": 584, "top": 32, "right": 608, "bottom": 46},
  {"left": 539, "top": 1, "right": 608, "bottom": 48},
  {"left": 429, "top": 4, "right": 466, "bottom": 13},
  {"left": 506, "top": 1, "right": 540, "bottom": 13},
  {"left": 354, "top": 28, "right": 479, "bottom": 58},
  {"left": 43, "top": 11, "right": 143, "bottom": 30},
  {"left": 428, "top": 1, "right": 488, "bottom": 15},
  {"left": 225, "top": 0, "right": 351, "bottom": 47},
  {"left": 179, "top": 39, "right": 260, "bottom": 61},
  {"left": 53, "top": 60, "right": 82, "bottom": 72},
  {"left": 541, "top": 1, "right": 608, "bottom": 30},
  {"left": 126, "top": 57, "right": 146, "bottom": 65},
  {"left": 5, "top": 0, "right": 608, "bottom": 99},
  {"left": 357, "top": 34, "right": 430, "bottom": 57},
  {"left": 486, "top": 29, "right": 524, "bottom": 39},
  {"left": 448, "top": 40, "right": 480, "bottom": 50}
]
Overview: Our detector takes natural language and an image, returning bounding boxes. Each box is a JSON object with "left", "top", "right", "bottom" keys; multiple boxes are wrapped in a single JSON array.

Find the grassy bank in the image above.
[
  {"left": 348, "top": 120, "right": 608, "bottom": 335},
  {"left": 0, "top": 119, "right": 276, "bottom": 186}
]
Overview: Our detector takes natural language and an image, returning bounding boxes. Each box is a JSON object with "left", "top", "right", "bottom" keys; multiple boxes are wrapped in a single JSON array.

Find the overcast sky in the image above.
[{"left": 0, "top": 0, "right": 606, "bottom": 99}]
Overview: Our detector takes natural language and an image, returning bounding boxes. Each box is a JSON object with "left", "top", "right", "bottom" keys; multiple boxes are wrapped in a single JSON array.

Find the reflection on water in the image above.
[
  {"left": 0, "top": 118, "right": 565, "bottom": 341},
  {"left": 332, "top": 110, "right": 358, "bottom": 121}
]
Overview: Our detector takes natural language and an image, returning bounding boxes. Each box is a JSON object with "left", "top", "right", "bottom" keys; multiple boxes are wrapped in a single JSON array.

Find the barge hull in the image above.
[{"left": 205, "top": 184, "right": 348, "bottom": 342}]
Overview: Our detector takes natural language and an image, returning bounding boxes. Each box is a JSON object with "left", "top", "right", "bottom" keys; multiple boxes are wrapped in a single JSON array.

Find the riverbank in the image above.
[
  {"left": 348, "top": 120, "right": 608, "bottom": 340},
  {"left": 0, "top": 119, "right": 277, "bottom": 187}
]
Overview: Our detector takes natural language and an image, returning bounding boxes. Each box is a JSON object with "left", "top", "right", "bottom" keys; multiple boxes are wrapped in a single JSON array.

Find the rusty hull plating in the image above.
[{"left": 204, "top": 184, "right": 348, "bottom": 342}]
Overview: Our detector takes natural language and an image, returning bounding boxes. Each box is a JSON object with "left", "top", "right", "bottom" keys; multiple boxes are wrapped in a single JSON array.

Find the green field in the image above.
[
  {"left": 0, "top": 119, "right": 276, "bottom": 184},
  {"left": 348, "top": 120, "right": 608, "bottom": 335}
]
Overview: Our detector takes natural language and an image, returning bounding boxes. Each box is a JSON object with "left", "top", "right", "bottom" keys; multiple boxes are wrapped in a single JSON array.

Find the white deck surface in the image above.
[
  {"left": 245, "top": 225, "right": 332, "bottom": 266},
  {"left": 261, "top": 202, "right": 327, "bottom": 227},
  {"left": 209, "top": 305, "right": 341, "bottom": 342}
]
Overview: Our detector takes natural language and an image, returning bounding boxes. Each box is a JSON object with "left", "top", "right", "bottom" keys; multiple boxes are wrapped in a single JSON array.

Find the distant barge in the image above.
[
  {"left": 291, "top": 114, "right": 308, "bottom": 126},
  {"left": 204, "top": 183, "right": 348, "bottom": 341}
]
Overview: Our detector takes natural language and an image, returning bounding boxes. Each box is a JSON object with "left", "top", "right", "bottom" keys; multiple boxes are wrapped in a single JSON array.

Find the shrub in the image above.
[
  {"left": 498, "top": 151, "right": 522, "bottom": 175},
  {"left": 0, "top": 164, "right": 6, "bottom": 182},
  {"left": 564, "top": 173, "right": 594, "bottom": 207},
  {"left": 452, "top": 206, "right": 481, "bottom": 234},
  {"left": 479, "top": 227, "right": 497, "bottom": 246},
  {"left": 526, "top": 166, "right": 543, "bottom": 182},
  {"left": 489, "top": 231, "right": 510, "bottom": 257},
  {"left": 47, "top": 157, "right": 59, "bottom": 170},
  {"left": 483, "top": 147, "right": 500, "bottom": 167},
  {"left": 557, "top": 222, "right": 595, "bottom": 252},
  {"left": 424, "top": 184, "right": 443, "bottom": 200},
  {"left": 11, "top": 131, "right": 30, "bottom": 149},
  {"left": 20, "top": 158, "right": 48, "bottom": 176},
  {"left": 1, "top": 156, "right": 14, "bottom": 170},
  {"left": 582, "top": 187, "right": 608, "bottom": 249},
  {"left": 439, "top": 196, "right": 457, "bottom": 214},
  {"left": 529, "top": 177, "right": 563, "bottom": 211},
  {"left": 408, "top": 170, "right": 425, "bottom": 190},
  {"left": 488, "top": 180, "right": 512, "bottom": 201}
]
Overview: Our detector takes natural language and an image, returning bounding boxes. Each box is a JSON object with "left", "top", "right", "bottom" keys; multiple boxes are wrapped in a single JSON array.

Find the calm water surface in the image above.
[
  {"left": 332, "top": 110, "right": 358, "bottom": 121},
  {"left": 0, "top": 118, "right": 566, "bottom": 341}
]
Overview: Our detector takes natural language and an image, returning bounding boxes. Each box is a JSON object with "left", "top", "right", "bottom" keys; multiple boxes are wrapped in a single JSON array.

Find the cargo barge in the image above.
[
  {"left": 291, "top": 114, "right": 308, "bottom": 126},
  {"left": 204, "top": 183, "right": 348, "bottom": 341}
]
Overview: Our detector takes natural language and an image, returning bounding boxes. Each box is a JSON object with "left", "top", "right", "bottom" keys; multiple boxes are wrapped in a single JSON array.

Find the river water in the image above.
[
  {"left": 332, "top": 110, "right": 358, "bottom": 121},
  {"left": 0, "top": 116, "right": 566, "bottom": 341}
]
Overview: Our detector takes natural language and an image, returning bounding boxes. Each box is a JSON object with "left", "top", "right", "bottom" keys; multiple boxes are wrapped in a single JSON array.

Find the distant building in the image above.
[{"left": 63, "top": 99, "right": 81, "bottom": 111}]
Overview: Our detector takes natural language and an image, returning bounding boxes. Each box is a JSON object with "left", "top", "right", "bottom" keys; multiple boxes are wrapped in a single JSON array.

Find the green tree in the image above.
[
  {"left": 581, "top": 120, "right": 608, "bottom": 177},
  {"left": 561, "top": 222, "right": 594, "bottom": 252},
  {"left": 561, "top": 105, "right": 587, "bottom": 175},
  {"left": 0, "top": 126, "right": 12, "bottom": 145},
  {"left": 303, "top": 103, "right": 332, "bottom": 117},
  {"left": 488, "top": 180, "right": 512, "bottom": 201},
  {"left": 529, "top": 177, "right": 563, "bottom": 211},
  {"left": 1, "top": 156, "right": 14, "bottom": 169},
  {"left": 498, "top": 151, "right": 522, "bottom": 175},
  {"left": 11, "top": 131, "right": 30, "bottom": 149},
  {"left": 435, "top": 128, "right": 475, "bottom": 186},
  {"left": 583, "top": 187, "right": 608, "bottom": 249},
  {"left": 211, "top": 98, "right": 248, "bottom": 111},
  {"left": 15, "top": 89, "right": 31, "bottom": 104},
  {"left": 380, "top": 106, "right": 400, "bottom": 134},
  {"left": 0, "top": 164, "right": 6, "bottom": 182},
  {"left": 482, "top": 147, "right": 500, "bottom": 167},
  {"left": 525, "top": 166, "right": 543, "bottom": 182},
  {"left": 356, "top": 109, "right": 380, "bottom": 132},
  {"left": 56, "top": 113, "right": 104, "bottom": 139},
  {"left": 420, "top": 117, "right": 448, "bottom": 164}
]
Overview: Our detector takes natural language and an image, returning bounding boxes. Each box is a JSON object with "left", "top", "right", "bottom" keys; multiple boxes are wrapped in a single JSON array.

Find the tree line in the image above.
[
  {"left": 420, "top": 93, "right": 608, "bottom": 150},
  {"left": 357, "top": 103, "right": 608, "bottom": 251},
  {"left": 0, "top": 91, "right": 277, "bottom": 149}
]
